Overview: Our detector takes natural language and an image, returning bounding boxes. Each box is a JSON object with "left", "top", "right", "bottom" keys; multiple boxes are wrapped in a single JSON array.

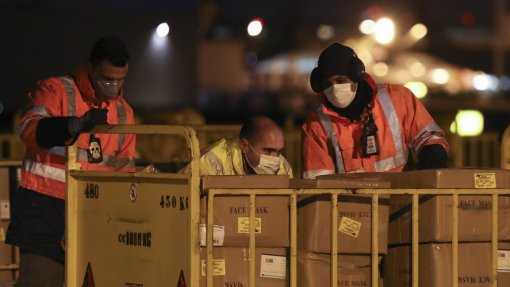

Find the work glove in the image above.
[
  {"left": 417, "top": 144, "right": 448, "bottom": 170},
  {"left": 68, "top": 108, "right": 108, "bottom": 137}
]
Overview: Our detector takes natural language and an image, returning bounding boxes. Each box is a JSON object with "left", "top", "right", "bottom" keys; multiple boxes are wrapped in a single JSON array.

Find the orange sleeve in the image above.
[{"left": 301, "top": 112, "right": 336, "bottom": 178}]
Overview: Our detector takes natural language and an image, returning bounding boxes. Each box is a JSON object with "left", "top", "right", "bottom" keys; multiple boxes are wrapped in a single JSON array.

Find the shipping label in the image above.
[
  {"left": 199, "top": 224, "right": 225, "bottom": 246},
  {"left": 201, "top": 259, "right": 226, "bottom": 276},
  {"left": 0, "top": 200, "right": 9, "bottom": 220},
  {"left": 237, "top": 217, "right": 262, "bottom": 234},
  {"left": 474, "top": 173, "right": 497, "bottom": 188},
  {"left": 338, "top": 217, "right": 361, "bottom": 238},
  {"left": 260, "top": 254, "right": 286, "bottom": 279},
  {"left": 498, "top": 250, "right": 510, "bottom": 272}
]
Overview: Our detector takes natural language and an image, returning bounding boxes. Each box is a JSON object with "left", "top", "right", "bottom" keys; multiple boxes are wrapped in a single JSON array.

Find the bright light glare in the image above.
[
  {"left": 359, "top": 19, "right": 376, "bottom": 34},
  {"left": 374, "top": 18, "right": 395, "bottom": 44},
  {"left": 455, "top": 110, "right": 484, "bottom": 137},
  {"left": 473, "top": 73, "right": 498, "bottom": 91},
  {"left": 247, "top": 18, "right": 263, "bottom": 37},
  {"left": 404, "top": 81, "right": 428, "bottom": 99},
  {"left": 372, "top": 62, "right": 389, "bottom": 77},
  {"left": 409, "top": 23, "right": 428, "bottom": 40},
  {"left": 316, "top": 25, "right": 334, "bottom": 40},
  {"left": 431, "top": 68, "right": 450, "bottom": 84},
  {"left": 156, "top": 23, "right": 170, "bottom": 38}
]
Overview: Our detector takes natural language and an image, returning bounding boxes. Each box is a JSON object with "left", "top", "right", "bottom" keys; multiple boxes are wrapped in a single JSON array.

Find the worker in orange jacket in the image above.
[
  {"left": 6, "top": 36, "right": 135, "bottom": 286},
  {"left": 302, "top": 42, "right": 448, "bottom": 179}
]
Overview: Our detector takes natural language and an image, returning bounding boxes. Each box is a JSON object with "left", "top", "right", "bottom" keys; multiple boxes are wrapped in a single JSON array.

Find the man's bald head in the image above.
[{"left": 239, "top": 116, "right": 282, "bottom": 144}]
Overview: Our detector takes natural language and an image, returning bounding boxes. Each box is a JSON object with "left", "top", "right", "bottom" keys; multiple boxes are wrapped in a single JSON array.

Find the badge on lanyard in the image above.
[
  {"left": 87, "top": 134, "right": 103, "bottom": 163},
  {"left": 361, "top": 107, "right": 380, "bottom": 157}
]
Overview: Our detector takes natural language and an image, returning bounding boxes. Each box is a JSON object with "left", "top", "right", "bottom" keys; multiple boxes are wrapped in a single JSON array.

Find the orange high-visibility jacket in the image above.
[
  {"left": 302, "top": 74, "right": 448, "bottom": 179},
  {"left": 17, "top": 64, "right": 136, "bottom": 199}
]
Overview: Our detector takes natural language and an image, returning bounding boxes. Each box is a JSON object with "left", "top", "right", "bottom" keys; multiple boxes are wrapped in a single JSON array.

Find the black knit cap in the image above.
[{"left": 317, "top": 42, "right": 356, "bottom": 79}]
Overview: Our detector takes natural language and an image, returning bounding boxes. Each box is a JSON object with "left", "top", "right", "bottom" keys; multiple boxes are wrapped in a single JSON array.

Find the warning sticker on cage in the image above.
[
  {"left": 474, "top": 173, "right": 497, "bottom": 188},
  {"left": 498, "top": 250, "right": 510, "bottom": 272},
  {"left": 338, "top": 217, "right": 361, "bottom": 238},
  {"left": 199, "top": 224, "right": 225, "bottom": 246},
  {"left": 0, "top": 200, "right": 9, "bottom": 220},
  {"left": 201, "top": 259, "right": 226, "bottom": 276},
  {"left": 238, "top": 217, "right": 262, "bottom": 234},
  {"left": 260, "top": 254, "right": 286, "bottom": 279}
]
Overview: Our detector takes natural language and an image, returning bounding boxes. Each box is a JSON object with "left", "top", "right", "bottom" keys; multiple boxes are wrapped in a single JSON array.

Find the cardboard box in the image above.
[
  {"left": 389, "top": 194, "right": 510, "bottom": 244},
  {"left": 317, "top": 172, "right": 400, "bottom": 187},
  {"left": 0, "top": 165, "right": 19, "bottom": 283},
  {"left": 200, "top": 247, "right": 287, "bottom": 287},
  {"left": 395, "top": 168, "right": 510, "bottom": 189},
  {"left": 383, "top": 242, "right": 510, "bottom": 287},
  {"left": 201, "top": 175, "right": 290, "bottom": 190},
  {"left": 200, "top": 196, "right": 289, "bottom": 247},
  {"left": 298, "top": 251, "right": 381, "bottom": 287},
  {"left": 290, "top": 178, "right": 391, "bottom": 189},
  {"left": 298, "top": 194, "right": 390, "bottom": 254}
]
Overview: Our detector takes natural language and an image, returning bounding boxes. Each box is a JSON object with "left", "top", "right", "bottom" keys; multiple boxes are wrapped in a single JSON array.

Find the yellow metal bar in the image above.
[
  {"left": 452, "top": 192, "right": 459, "bottom": 287},
  {"left": 249, "top": 194, "right": 256, "bottom": 287},
  {"left": 0, "top": 160, "right": 22, "bottom": 167},
  {"left": 355, "top": 188, "right": 510, "bottom": 195},
  {"left": 290, "top": 193, "right": 298, "bottom": 287},
  {"left": 491, "top": 193, "right": 499, "bottom": 287},
  {"left": 412, "top": 194, "right": 419, "bottom": 287},
  {"left": 372, "top": 193, "right": 379, "bottom": 287},
  {"left": 331, "top": 193, "right": 338, "bottom": 287},
  {"left": 206, "top": 192, "right": 215, "bottom": 287},
  {"left": 65, "top": 142, "right": 80, "bottom": 287}
]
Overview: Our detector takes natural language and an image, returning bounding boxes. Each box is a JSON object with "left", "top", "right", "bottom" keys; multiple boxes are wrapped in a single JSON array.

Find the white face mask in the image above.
[
  {"left": 323, "top": 83, "right": 356, "bottom": 108},
  {"left": 245, "top": 143, "right": 281, "bottom": 175}
]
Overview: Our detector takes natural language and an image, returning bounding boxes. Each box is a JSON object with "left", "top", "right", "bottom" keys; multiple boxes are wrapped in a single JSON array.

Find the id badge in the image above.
[
  {"left": 87, "top": 134, "right": 103, "bottom": 163},
  {"left": 362, "top": 131, "right": 379, "bottom": 157}
]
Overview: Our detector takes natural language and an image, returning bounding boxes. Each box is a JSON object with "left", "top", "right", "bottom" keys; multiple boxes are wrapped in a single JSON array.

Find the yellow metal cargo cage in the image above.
[{"left": 65, "top": 125, "right": 201, "bottom": 286}]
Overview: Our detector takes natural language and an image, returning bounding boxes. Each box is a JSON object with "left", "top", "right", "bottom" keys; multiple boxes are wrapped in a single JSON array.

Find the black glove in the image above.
[
  {"left": 417, "top": 144, "right": 448, "bottom": 170},
  {"left": 68, "top": 109, "right": 108, "bottom": 136}
]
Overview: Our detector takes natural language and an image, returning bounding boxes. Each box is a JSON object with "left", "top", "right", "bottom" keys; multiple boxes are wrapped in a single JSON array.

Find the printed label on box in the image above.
[
  {"left": 199, "top": 224, "right": 225, "bottom": 246},
  {"left": 338, "top": 217, "right": 361, "bottom": 238},
  {"left": 238, "top": 217, "right": 262, "bottom": 234},
  {"left": 0, "top": 200, "right": 10, "bottom": 220},
  {"left": 474, "top": 173, "right": 497, "bottom": 189},
  {"left": 260, "top": 254, "right": 286, "bottom": 279},
  {"left": 498, "top": 250, "right": 510, "bottom": 272},
  {"left": 201, "top": 259, "right": 226, "bottom": 276}
]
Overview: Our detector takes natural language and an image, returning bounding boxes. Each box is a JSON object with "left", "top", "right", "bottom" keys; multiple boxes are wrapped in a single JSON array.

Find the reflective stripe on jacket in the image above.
[
  {"left": 18, "top": 65, "right": 136, "bottom": 199},
  {"left": 199, "top": 136, "right": 293, "bottom": 177},
  {"left": 302, "top": 76, "right": 448, "bottom": 179}
]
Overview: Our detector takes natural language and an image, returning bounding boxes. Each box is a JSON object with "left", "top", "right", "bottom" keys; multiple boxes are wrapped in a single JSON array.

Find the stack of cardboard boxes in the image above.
[
  {"left": 384, "top": 168, "right": 510, "bottom": 287},
  {"left": 293, "top": 178, "right": 391, "bottom": 287},
  {"left": 199, "top": 176, "right": 290, "bottom": 286},
  {"left": 0, "top": 163, "right": 20, "bottom": 285}
]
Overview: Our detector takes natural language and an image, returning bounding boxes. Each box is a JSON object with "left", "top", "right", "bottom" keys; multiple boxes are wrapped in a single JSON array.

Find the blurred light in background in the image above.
[
  {"left": 430, "top": 68, "right": 450, "bottom": 84},
  {"left": 372, "top": 62, "right": 389, "bottom": 77},
  {"left": 404, "top": 81, "right": 428, "bottom": 99},
  {"left": 152, "top": 22, "right": 170, "bottom": 50},
  {"left": 374, "top": 18, "right": 395, "bottom": 44},
  {"left": 316, "top": 24, "right": 335, "bottom": 40},
  {"left": 156, "top": 22, "right": 170, "bottom": 38},
  {"left": 247, "top": 18, "right": 263, "bottom": 37},
  {"left": 472, "top": 73, "right": 498, "bottom": 91},
  {"left": 408, "top": 23, "right": 428, "bottom": 40},
  {"left": 408, "top": 60, "right": 426, "bottom": 77},
  {"left": 453, "top": 110, "right": 484, "bottom": 136},
  {"left": 245, "top": 52, "right": 258, "bottom": 67},
  {"left": 499, "top": 76, "right": 510, "bottom": 91},
  {"left": 359, "top": 20, "right": 376, "bottom": 35}
]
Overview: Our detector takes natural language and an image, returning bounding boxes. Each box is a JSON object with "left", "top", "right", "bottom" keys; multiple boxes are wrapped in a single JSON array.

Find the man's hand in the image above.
[{"left": 68, "top": 109, "right": 108, "bottom": 136}]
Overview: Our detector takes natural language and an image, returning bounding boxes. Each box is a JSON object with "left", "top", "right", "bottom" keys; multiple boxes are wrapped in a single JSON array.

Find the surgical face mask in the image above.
[
  {"left": 94, "top": 79, "right": 124, "bottom": 99},
  {"left": 323, "top": 83, "right": 356, "bottom": 108},
  {"left": 245, "top": 143, "right": 281, "bottom": 175}
]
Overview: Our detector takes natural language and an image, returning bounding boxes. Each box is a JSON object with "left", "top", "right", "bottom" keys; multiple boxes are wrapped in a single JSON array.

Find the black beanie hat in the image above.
[{"left": 317, "top": 42, "right": 356, "bottom": 79}]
